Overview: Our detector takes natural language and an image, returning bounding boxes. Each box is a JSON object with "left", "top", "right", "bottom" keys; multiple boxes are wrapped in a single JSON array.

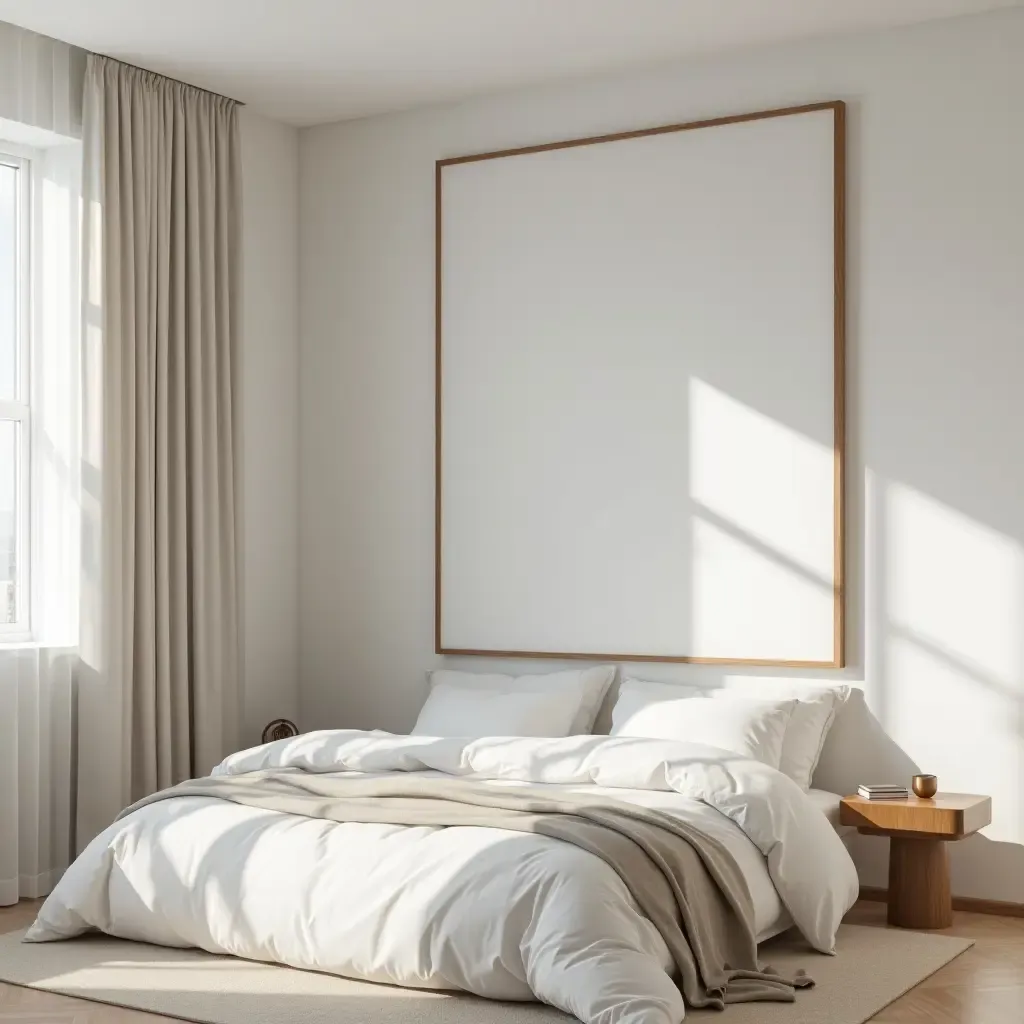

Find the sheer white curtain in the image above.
[
  {"left": 0, "top": 650, "right": 75, "bottom": 903},
  {"left": 0, "top": 20, "right": 84, "bottom": 906},
  {"left": 0, "top": 20, "right": 84, "bottom": 138}
]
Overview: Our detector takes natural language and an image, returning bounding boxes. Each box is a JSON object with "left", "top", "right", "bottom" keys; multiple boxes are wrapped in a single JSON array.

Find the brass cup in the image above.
[{"left": 912, "top": 774, "right": 938, "bottom": 799}]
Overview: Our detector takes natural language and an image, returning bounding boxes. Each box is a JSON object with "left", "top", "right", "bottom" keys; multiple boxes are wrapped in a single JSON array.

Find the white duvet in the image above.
[{"left": 28, "top": 732, "right": 859, "bottom": 1023}]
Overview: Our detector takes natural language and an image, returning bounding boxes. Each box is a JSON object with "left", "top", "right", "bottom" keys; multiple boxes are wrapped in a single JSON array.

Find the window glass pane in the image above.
[
  {"left": 0, "top": 420, "right": 16, "bottom": 623},
  {"left": 0, "top": 163, "right": 18, "bottom": 401}
]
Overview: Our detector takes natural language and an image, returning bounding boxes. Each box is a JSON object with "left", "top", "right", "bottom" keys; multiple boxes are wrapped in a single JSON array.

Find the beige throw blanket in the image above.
[{"left": 120, "top": 770, "right": 811, "bottom": 1010}]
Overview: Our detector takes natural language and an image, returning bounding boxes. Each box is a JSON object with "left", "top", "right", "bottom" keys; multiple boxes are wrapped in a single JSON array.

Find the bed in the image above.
[{"left": 26, "top": 726, "right": 859, "bottom": 1024}]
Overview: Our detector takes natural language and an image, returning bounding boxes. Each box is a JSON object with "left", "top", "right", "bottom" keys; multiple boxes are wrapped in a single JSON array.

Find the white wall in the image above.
[
  {"left": 239, "top": 108, "right": 300, "bottom": 744},
  {"left": 298, "top": 8, "right": 1024, "bottom": 902}
]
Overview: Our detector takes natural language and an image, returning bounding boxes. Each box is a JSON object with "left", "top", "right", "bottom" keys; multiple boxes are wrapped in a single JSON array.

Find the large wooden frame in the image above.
[{"left": 435, "top": 100, "right": 846, "bottom": 668}]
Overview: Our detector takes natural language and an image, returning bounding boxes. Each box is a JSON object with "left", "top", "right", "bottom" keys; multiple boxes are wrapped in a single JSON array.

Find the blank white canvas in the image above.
[{"left": 439, "top": 107, "right": 838, "bottom": 662}]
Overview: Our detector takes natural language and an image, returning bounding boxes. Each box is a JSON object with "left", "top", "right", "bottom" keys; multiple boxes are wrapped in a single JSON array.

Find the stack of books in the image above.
[{"left": 858, "top": 783, "right": 909, "bottom": 800}]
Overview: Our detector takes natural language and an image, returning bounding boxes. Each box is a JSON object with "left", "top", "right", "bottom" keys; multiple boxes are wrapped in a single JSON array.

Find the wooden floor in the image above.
[{"left": 1, "top": 899, "right": 1022, "bottom": 1022}]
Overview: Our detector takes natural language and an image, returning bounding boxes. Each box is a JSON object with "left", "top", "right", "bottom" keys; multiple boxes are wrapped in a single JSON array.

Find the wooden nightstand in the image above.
[{"left": 839, "top": 792, "right": 991, "bottom": 929}]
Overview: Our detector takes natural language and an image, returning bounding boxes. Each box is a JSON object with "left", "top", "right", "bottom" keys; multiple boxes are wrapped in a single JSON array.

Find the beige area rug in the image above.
[{"left": 0, "top": 924, "right": 971, "bottom": 1024}]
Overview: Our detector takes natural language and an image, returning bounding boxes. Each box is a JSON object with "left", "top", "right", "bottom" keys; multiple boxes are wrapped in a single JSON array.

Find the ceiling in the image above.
[{"left": 0, "top": 0, "right": 1019, "bottom": 126}]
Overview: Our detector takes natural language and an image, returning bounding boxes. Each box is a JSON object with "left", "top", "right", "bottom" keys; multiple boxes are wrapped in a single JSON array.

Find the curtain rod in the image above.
[{"left": 95, "top": 53, "right": 246, "bottom": 106}]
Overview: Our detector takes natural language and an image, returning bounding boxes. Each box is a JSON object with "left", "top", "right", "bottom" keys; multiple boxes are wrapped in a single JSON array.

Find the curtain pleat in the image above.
[{"left": 77, "top": 55, "right": 241, "bottom": 845}]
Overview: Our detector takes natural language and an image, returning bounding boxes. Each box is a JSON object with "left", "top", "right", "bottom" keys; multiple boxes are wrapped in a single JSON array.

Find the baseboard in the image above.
[{"left": 860, "top": 885, "right": 1024, "bottom": 919}]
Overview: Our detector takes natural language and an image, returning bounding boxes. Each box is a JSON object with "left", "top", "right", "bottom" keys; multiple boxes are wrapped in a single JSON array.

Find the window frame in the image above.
[{"left": 0, "top": 144, "right": 34, "bottom": 640}]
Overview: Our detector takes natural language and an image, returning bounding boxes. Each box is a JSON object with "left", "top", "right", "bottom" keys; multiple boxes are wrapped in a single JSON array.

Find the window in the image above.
[{"left": 0, "top": 148, "right": 31, "bottom": 636}]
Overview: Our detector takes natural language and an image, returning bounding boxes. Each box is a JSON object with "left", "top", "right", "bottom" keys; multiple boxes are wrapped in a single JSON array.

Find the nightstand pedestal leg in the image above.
[{"left": 887, "top": 836, "right": 952, "bottom": 929}]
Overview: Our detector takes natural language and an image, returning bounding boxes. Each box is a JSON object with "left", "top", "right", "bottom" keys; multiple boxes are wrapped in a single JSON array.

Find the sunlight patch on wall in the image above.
[
  {"left": 888, "top": 483, "right": 1019, "bottom": 683},
  {"left": 689, "top": 378, "right": 834, "bottom": 580},
  {"left": 885, "top": 481, "right": 1023, "bottom": 842},
  {"left": 689, "top": 378, "right": 835, "bottom": 662},
  {"left": 692, "top": 515, "right": 834, "bottom": 662}
]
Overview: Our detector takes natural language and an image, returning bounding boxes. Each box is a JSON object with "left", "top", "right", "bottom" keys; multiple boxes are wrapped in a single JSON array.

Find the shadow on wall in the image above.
[
  {"left": 813, "top": 687, "right": 1024, "bottom": 903},
  {"left": 811, "top": 688, "right": 917, "bottom": 795}
]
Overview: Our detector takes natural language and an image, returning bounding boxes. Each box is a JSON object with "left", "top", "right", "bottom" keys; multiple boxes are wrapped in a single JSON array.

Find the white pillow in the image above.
[
  {"left": 412, "top": 683, "right": 585, "bottom": 737},
  {"left": 712, "top": 680, "right": 851, "bottom": 789},
  {"left": 610, "top": 678, "right": 796, "bottom": 768},
  {"left": 416, "top": 666, "right": 615, "bottom": 736}
]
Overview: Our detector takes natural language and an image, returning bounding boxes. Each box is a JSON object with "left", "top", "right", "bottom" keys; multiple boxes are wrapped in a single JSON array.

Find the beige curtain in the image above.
[{"left": 77, "top": 54, "right": 242, "bottom": 846}]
